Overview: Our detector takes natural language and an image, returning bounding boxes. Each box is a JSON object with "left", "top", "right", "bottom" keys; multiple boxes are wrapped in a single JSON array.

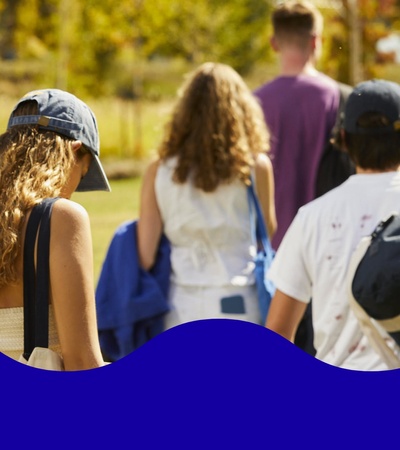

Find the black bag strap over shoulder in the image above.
[
  {"left": 334, "top": 82, "right": 353, "bottom": 134},
  {"left": 23, "top": 198, "right": 59, "bottom": 360},
  {"left": 315, "top": 82, "right": 356, "bottom": 198}
]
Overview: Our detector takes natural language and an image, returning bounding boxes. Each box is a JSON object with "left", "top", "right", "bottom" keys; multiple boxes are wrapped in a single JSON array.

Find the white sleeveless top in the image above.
[
  {"left": 0, "top": 306, "right": 61, "bottom": 361},
  {"left": 155, "top": 157, "right": 256, "bottom": 287}
]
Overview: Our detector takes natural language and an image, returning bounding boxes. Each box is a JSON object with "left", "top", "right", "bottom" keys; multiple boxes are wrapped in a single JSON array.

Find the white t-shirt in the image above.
[{"left": 268, "top": 172, "right": 400, "bottom": 370}]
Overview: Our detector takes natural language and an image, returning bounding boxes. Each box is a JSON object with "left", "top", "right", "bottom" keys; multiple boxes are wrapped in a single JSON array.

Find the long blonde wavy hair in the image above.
[
  {"left": 158, "top": 62, "right": 270, "bottom": 192},
  {"left": 0, "top": 101, "right": 82, "bottom": 287}
]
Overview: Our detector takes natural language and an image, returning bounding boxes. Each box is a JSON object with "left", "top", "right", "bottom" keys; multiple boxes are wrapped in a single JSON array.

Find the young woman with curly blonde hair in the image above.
[
  {"left": 137, "top": 62, "right": 276, "bottom": 327},
  {"left": 0, "top": 89, "right": 110, "bottom": 370}
]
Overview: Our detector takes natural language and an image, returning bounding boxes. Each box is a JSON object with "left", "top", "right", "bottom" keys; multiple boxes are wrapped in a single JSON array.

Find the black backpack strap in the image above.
[
  {"left": 315, "top": 82, "right": 355, "bottom": 198},
  {"left": 333, "top": 82, "right": 353, "bottom": 136},
  {"left": 23, "top": 198, "right": 59, "bottom": 360}
]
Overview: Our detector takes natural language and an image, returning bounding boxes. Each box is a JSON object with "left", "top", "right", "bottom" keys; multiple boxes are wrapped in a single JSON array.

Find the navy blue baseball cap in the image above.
[
  {"left": 7, "top": 88, "right": 111, "bottom": 192},
  {"left": 344, "top": 79, "right": 400, "bottom": 135}
]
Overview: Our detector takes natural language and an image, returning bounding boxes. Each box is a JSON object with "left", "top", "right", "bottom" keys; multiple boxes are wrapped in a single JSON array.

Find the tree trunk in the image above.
[{"left": 347, "top": 0, "right": 364, "bottom": 85}]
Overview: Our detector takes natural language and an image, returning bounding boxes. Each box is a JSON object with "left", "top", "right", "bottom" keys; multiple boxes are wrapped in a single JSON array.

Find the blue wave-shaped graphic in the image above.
[{"left": 1, "top": 319, "right": 399, "bottom": 448}]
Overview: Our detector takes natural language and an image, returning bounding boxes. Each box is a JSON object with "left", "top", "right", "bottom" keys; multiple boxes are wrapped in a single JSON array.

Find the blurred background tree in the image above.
[
  {"left": 318, "top": 0, "right": 400, "bottom": 84},
  {"left": 1, "top": 0, "right": 400, "bottom": 95},
  {"left": 0, "top": 0, "right": 400, "bottom": 158},
  {"left": 0, "top": 0, "right": 272, "bottom": 97}
]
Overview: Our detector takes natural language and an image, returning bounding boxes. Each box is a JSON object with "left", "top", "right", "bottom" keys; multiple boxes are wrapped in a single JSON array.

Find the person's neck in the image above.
[
  {"left": 279, "top": 53, "right": 318, "bottom": 77},
  {"left": 356, "top": 167, "right": 400, "bottom": 174}
]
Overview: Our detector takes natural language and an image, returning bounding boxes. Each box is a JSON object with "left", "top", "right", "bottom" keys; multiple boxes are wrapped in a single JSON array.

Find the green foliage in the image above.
[
  {"left": 0, "top": 0, "right": 274, "bottom": 97},
  {"left": 359, "top": 0, "right": 400, "bottom": 79},
  {"left": 137, "top": 0, "right": 272, "bottom": 74},
  {"left": 319, "top": 0, "right": 400, "bottom": 84},
  {"left": 1, "top": 1, "right": 400, "bottom": 102}
]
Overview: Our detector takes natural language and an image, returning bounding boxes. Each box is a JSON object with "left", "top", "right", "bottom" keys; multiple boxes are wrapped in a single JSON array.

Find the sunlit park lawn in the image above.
[{"left": 72, "top": 176, "right": 143, "bottom": 285}]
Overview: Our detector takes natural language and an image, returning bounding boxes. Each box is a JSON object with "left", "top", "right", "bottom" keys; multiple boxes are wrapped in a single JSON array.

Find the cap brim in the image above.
[{"left": 76, "top": 153, "right": 111, "bottom": 192}]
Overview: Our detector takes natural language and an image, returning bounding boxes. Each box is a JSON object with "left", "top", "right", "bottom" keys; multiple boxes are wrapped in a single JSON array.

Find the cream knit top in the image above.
[{"left": 0, "top": 306, "right": 61, "bottom": 361}]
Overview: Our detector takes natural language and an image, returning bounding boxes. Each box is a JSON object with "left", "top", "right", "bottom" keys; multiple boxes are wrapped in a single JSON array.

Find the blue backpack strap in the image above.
[{"left": 247, "top": 176, "right": 272, "bottom": 254}]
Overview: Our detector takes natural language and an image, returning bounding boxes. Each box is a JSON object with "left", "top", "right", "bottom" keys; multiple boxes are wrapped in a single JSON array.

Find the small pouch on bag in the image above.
[{"left": 220, "top": 295, "right": 246, "bottom": 315}]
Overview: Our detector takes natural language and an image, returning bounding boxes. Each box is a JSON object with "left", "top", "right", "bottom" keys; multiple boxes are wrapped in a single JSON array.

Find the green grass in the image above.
[
  {"left": 72, "top": 177, "right": 142, "bottom": 284},
  {"left": 87, "top": 97, "right": 173, "bottom": 160}
]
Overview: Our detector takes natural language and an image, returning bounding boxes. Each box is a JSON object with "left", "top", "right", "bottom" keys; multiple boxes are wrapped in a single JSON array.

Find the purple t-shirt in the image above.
[{"left": 254, "top": 73, "right": 339, "bottom": 249}]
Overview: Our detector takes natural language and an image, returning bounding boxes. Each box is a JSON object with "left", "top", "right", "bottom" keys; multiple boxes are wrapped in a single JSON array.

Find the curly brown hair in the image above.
[
  {"left": 0, "top": 101, "right": 81, "bottom": 287},
  {"left": 158, "top": 62, "right": 270, "bottom": 192}
]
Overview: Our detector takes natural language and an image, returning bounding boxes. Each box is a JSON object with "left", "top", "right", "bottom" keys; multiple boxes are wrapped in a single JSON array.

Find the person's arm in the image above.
[
  {"left": 265, "top": 289, "right": 307, "bottom": 342},
  {"left": 136, "top": 159, "right": 163, "bottom": 271},
  {"left": 49, "top": 199, "right": 105, "bottom": 371},
  {"left": 255, "top": 152, "right": 277, "bottom": 239}
]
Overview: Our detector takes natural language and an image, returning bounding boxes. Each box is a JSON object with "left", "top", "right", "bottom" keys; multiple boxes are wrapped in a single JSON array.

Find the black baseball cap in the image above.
[{"left": 344, "top": 79, "right": 400, "bottom": 135}]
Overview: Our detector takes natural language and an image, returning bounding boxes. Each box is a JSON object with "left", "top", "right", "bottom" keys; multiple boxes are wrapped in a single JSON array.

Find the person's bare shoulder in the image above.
[
  {"left": 51, "top": 198, "right": 90, "bottom": 238},
  {"left": 145, "top": 158, "right": 160, "bottom": 177},
  {"left": 255, "top": 152, "right": 273, "bottom": 172},
  {"left": 141, "top": 158, "right": 161, "bottom": 188}
]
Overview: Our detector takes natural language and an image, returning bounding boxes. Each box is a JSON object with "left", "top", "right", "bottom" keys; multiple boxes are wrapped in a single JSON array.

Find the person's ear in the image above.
[
  {"left": 71, "top": 140, "right": 82, "bottom": 153},
  {"left": 310, "top": 33, "right": 317, "bottom": 50},
  {"left": 270, "top": 35, "right": 279, "bottom": 52},
  {"left": 311, "top": 33, "right": 323, "bottom": 60}
]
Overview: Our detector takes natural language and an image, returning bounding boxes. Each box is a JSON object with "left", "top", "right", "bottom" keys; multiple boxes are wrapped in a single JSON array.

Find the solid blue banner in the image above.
[{"left": 1, "top": 319, "right": 399, "bottom": 448}]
